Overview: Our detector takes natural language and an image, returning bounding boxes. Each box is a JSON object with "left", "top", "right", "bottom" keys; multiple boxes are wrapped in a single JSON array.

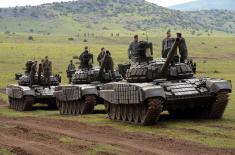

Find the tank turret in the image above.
[{"left": 126, "top": 38, "right": 194, "bottom": 83}]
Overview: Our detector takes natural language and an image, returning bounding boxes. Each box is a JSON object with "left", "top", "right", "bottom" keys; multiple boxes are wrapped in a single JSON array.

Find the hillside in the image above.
[
  {"left": 0, "top": 0, "right": 235, "bottom": 35},
  {"left": 171, "top": 0, "right": 235, "bottom": 11}
]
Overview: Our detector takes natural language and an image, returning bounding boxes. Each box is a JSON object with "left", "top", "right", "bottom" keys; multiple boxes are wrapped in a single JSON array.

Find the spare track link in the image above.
[{"left": 108, "top": 98, "right": 163, "bottom": 126}]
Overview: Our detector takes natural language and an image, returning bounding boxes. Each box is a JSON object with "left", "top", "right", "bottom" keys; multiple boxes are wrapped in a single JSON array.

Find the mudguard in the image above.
[
  {"left": 206, "top": 79, "right": 232, "bottom": 93},
  {"left": 141, "top": 85, "right": 165, "bottom": 100}
]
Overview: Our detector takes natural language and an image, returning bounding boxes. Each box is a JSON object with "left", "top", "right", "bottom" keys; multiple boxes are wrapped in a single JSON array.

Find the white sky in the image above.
[{"left": 0, "top": 0, "right": 194, "bottom": 8}]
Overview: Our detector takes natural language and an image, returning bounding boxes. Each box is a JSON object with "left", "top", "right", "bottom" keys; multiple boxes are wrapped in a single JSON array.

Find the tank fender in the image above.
[
  {"left": 23, "top": 89, "right": 35, "bottom": 96},
  {"left": 206, "top": 79, "right": 232, "bottom": 93},
  {"left": 141, "top": 86, "right": 166, "bottom": 100},
  {"left": 81, "top": 86, "right": 98, "bottom": 96}
]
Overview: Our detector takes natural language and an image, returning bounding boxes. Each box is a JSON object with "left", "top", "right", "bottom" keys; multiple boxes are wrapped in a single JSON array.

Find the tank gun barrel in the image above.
[{"left": 160, "top": 38, "right": 180, "bottom": 75}]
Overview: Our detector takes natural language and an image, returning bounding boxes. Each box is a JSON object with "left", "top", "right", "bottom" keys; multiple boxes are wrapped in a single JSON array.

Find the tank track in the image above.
[
  {"left": 58, "top": 95, "right": 96, "bottom": 115},
  {"left": 208, "top": 91, "right": 229, "bottom": 119},
  {"left": 107, "top": 98, "right": 163, "bottom": 125},
  {"left": 8, "top": 96, "right": 33, "bottom": 111},
  {"left": 168, "top": 91, "right": 229, "bottom": 119}
]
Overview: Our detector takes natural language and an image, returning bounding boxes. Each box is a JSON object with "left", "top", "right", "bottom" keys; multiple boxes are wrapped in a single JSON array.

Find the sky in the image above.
[{"left": 0, "top": 0, "right": 194, "bottom": 8}]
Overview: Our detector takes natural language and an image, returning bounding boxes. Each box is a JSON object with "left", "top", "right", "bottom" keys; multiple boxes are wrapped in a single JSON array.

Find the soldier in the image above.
[
  {"left": 79, "top": 46, "right": 93, "bottom": 69},
  {"left": 162, "top": 30, "right": 176, "bottom": 58},
  {"left": 177, "top": 33, "right": 188, "bottom": 63},
  {"left": 37, "top": 59, "right": 44, "bottom": 85},
  {"left": 67, "top": 60, "right": 76, "bottom": 83},
  {"left": 128, "top": 35, "right": 139, "bottom": 61},
  {"left": 97, "top": 47, "right": 106, "bottom": 66},
  {"left": 30, "top": 61, "right": 37, "bottom": 87},
  {"left": 99, "top": 50, "right": 116, "bottom": 81},
  {"left": 43, "top": 56, "right": 52, "bottom": 86}
]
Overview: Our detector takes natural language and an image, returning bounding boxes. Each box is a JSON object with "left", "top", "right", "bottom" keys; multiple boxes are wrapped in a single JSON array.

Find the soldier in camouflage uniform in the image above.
[
  {"left": 97, "top": 47, "right": 106, "bottom": 66},
  {"left": 79, "top": 46, "right": 93, "bottom": 69},
  {"left": 67, "top": 60, "right": 76, "bottom": 83},
  {"left": 43, "top": 56, "right": 52, "bottom": 86},
  {"left": 128, "top": 35, "right": 139, "bottom": 61},
  {"left": 162, "top": 30, "right": 176, "bottom": 58},
  {"left": 30, "top": 61, "right": 37, "bottom": 87},
  {"left": 99, "top": 50, "right": 116, "bottom": 80},
  {"left": 177, "top": 33, "right": 188, "bottom": 63},
  {"left": 38, "top": 59, "right": 44, "bottom": 85}
]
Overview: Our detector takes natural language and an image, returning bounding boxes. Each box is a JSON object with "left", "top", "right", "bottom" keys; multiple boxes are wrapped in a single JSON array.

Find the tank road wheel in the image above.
[
  {"left": 80, "top": 95, "right": 96, "bottom": 114},
  {"left": 116, "top": 105, "right": 122, "bottom": 120},
  {"left": 133, "top": 105, "right": 140, "bottom": 123},
  {"left": 8, "top": 97, "right": 13, "bottom": 109},
  {"left": 127, "top": 105, "right": 133, "bottom": 122},
  {"left": 141, "top": 98, "right": 163, "bottom": 126},
  {"left": 104, "top": 101, "right": 110, "bottom": 113},
  {"left": 23, "top": 96, "right": 34, "bottom": 111},
  {"left": 59, "top": 101, "right": 64, "bottom": 115},
  {"left": 85, "top": 95, "right": 96, "bottom": 114},
  {"left": 208, "top": 91, "right": 230, "bottom": 119},
  {"left": 110, "top": 104, "right": 116, "bottom": 120},
  {"left": 72, "top": 101, "right": 76, "bottom": 115},
  {"left": 121, "top": 105, "right": 127, "bottom": 121}
]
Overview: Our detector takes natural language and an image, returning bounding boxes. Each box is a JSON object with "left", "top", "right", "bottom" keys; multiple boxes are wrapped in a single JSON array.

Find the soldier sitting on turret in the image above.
[
  {"left": 176, "top": 33, "right": 188, "bottom": 63},
  {"left": 79, "top": 46, "right": 93, "bottom": 69}
]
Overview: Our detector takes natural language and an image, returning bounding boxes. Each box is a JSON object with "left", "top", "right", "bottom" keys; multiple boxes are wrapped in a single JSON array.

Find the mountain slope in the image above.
[
  {"left": 171, "top": 0, "right": 235, "bottom": 11},
  {"left": 0, "top": 0, "right": 235, "bottom": 35}
]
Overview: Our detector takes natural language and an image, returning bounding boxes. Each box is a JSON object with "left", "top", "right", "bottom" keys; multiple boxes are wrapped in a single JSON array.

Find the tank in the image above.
[
  {"left": 6, "top": 61, "right": 61, "bottom": 111},
  {"left": 99, "top": 38, "right": 232, "bottom": 125},
  {"left": 54, "top": 55, "right": 122, "bottom": 115}
]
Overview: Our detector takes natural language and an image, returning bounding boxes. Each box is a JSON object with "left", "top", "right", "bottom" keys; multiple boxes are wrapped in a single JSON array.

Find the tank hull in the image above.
[
  {"left": 54, "top": 84, "right": 100, "bottom": 115},
  {"left": 6, "top": 84, "right": 57, "bottom": 111},
  {"left": 99, "top": 78, "right": 232, "bottom": 125}
]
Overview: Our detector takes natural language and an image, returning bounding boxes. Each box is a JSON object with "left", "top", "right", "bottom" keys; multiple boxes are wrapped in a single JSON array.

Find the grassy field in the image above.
[{"left": 0, "top": 32, "right": 235, "bottom": 151}]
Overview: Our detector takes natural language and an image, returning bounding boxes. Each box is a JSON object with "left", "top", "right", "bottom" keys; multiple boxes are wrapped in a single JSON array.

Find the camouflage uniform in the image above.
[
  {"left": 67, "top": 61, "right": 76, "bottom": 83},
  {"left": 97, "top": 51, "right": 105, "bottom": 66},
  {"left": 162, "top": 37, "right": 176, "bottom": 58},
  {"left": 99, "top": 52, "right": 116, "bottom": 80},
  {"left": 79, "top": 51, "right": 93, "bottom": 69},
  {"left": 30, "top": 62, "right": 37, "bottom": 87},
  {"left": 178, "top": 38, "right": 188, "bottom": 63},
  {"left": 128, "top": 41, "right": 139, "bottom": 61},
  {"left": 43, "top": 59, "right": 52, "bottom": 86},
  {"left": 38, "top": 63, "right": 43, "bottom": 85}
]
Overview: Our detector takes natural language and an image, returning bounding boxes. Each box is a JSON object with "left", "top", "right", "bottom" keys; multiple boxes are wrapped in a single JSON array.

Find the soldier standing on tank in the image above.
[
  {"left": 99, "top": 50, "right": 116, "bottom": 81},
  {"left": 97, "top": 47, "right": 106, "bottom": 66},
  {"left": 43, "top": 56, "right": 52, "bottom": 86},
  {"left": 176, "top": 33, "right": 188, "bottom": 63},
  {"left": 67, "top": 60, "right": 76, "bottom": 83},
  {"left": 79, "top": 46, "right": 93, "bottom": 69},
  {"left": 30, "top": 61, "right": 37, "bottom": 87},
  {"left": 128, "top": 35, "right": 139, "bottom": 61},
  {"left": 162, "top": 30, "right": 176, "bottom": 58}
]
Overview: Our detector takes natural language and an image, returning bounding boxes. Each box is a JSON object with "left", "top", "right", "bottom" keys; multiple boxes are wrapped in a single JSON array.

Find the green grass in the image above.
[
  {"left": 59, "top": 137, "right": 74, "bottom": 145},
  {"left": 0, "top": 33, "right": 235, "bottom": 149},
  {"left": 0, "top": 148, "right": 11, "bottom": 155},
  {"left": 87, "top": 144, "right": 121, "bottom": 155}
]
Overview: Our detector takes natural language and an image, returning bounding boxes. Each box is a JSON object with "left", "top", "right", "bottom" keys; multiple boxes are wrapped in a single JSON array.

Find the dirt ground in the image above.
[{"left": 0, "top": 100, "right": 235, "bottom": 155}]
